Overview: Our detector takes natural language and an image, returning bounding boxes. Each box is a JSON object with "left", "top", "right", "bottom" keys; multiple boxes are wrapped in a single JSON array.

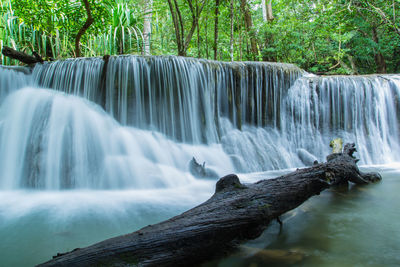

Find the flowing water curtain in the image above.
[
  {"left": 30, "top": 56, "right": 307, "bottom": 172},
  {"left": 27, "top": 56, "right": 400, "bottom": 170},
  {"left": 31, "top": 57, "right": 104, "bottom": 100},
  {"left": 0, "top": 86, "right": 235, "bottom": 190},
  {"left": 31, "top": 56, "right": 302, "bottom": 144},
  {"left": 0, "top": 66, "right": 32, "bottom": 100},
  {"left": 283, "top": 75, "right": 400, "bottom": 164}
]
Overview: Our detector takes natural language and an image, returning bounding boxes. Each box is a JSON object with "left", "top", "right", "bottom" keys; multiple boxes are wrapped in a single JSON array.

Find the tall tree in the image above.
[
  {"left": 167, "top": 0, "right": 207, "bottom": 56},
  {"left": 262, "top": 0, "right": 267, "bottom": 21},
  {"left": 240, "top": 0, "right": 258, "bottom": 60},
  {"left": 213, "top": 0, "right": 220, "bottom": 60},
  {"left": 230, "top": 0, "right": 234, "bottom": 61},
  {"left": 75, "top": 0, "right": 94, "bottom": 57},
  {"left": 266, "top": 0, "right": 274, "bottom": 21},
  {"left": 261, "top": 0, "right": 274, "bottom": 22},
  {"left": 143, "top": 0, "right": 153, "bottom": 56}
]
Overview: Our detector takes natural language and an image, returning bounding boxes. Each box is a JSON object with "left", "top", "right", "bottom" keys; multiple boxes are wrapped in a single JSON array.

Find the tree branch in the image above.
[
  {"left": 174, "top": 0, "right": 185, "bottom": 48},
  {"left": 75, "top": 0, "right": 94, "bottom": 58},
  {"left": 184, "top": 0, "right": 207, "bottom": 51},
  {"left": 1, "top": 46, "right": 44, "bottom": 65}
]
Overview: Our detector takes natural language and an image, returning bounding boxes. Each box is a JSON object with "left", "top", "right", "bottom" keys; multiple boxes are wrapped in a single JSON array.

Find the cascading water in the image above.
[
  {"left": 1, "top": 56, "right": 400, "bottom": 266},
  {"left": 33, "top": 57, "right": 400, "bottom": 171},
  {"left": 283, "top": 75, "right": 400, "bottom": 164},
  {"left": 0, "top": 87, "right": 234, "bottom": 189},
  {"left": 0, "top": 66, "right": 31, "bottom": 102},
  {"left": 2, "top": 56, "right": 400, "bottom": 179},
  {"left": 32, "top": 56, "right": 302, "bottom": 144}
]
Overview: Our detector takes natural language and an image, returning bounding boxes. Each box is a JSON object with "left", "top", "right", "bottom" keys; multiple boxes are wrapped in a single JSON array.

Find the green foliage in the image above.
[
  {"left": 0, "top": 0, "right": 144, "bottom": 60},
  {"left": 1, "top": 0, "right": 399, "bottom": 74}
]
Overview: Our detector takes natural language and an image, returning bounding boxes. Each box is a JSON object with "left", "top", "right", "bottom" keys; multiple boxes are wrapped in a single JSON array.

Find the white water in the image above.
[
  {"left": 0, "top": 66, "right": 31, "bottom": 102},
  {"left": 0, "top": 87, "right": 233, "bottom": 189},
  {"left": 30, "top": 57, "right": 400, "bottom": 170},
  {"left": 1, "top": 59, "right": 400, "bottom": 185},
  {"left": 282, "top": 75, "right": 400, "bottom": 164}
]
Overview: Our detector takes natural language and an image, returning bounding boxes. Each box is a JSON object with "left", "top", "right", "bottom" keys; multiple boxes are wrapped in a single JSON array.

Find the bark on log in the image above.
[
  {"left": 38, "top": 143, "right": 381, "bottom": 267},
  {"left": 1, "top": 46, "right": 44, "bottom": 65}
]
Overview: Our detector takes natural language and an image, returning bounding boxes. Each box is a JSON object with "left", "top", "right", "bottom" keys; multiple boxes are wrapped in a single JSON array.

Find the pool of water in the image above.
[
  {"left": 0, "top": 180, "right": 214, "bottom": 267},
  {"left": 0, "top": 166, "right": 399, "bottom": 267},
  {"left": 210, "top": 165, "right": 400, "bottom": 267}
]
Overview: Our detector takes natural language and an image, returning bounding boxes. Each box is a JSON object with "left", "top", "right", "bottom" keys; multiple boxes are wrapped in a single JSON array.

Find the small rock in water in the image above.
[
  {"left": 248, "top": 249, "right": 305, "bottom": 265},
  {"left": 189, "top": 157, "right": 219, "bottom": 179}
]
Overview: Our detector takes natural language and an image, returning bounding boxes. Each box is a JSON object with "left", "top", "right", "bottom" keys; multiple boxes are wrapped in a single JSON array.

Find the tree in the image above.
[
  {"left": 143, "top": 0, "right": 153, "bottom": 55},
  {"left": 3, "top": 0, "right": 399, "bottom": 74},
  {"left": 166, "top": 0, "right": 207, "bottom": 56},
  {"left": 240, "top": 0, "right": 258, "bottom": 60},
  {"left": 213, "top": 0, "right": 220, "bottom": 60},
  {"left": 230, "top": 0, "right": 234, "bottom": 61},
  {"left": 261, "top": 0, "right": 273, "bottom": 22},
  {"left": 75, "top": 0, "right": 94, "bottom": 57}
]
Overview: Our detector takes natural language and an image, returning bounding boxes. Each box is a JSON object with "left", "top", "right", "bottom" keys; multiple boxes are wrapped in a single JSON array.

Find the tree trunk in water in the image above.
[
  {"left": 75, "top": 0, "right": 94, "bottom": 58},
  {"left": 214, "top": 0, "right": 220, "bottom": 60},
  {"left": 240, "top": 0, "right": 258, "bottom": 60},
  {"left": 38, "top": 144, "right": 381, "bottom": 267},
  {"left": 143, "top": 0, "right": 153, "bottom": 56}
]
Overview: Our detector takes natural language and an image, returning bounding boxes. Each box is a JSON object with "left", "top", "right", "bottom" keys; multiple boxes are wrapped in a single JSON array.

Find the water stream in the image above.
[{"left": 0, "top": 57, "right": 399, "bottom": 266}]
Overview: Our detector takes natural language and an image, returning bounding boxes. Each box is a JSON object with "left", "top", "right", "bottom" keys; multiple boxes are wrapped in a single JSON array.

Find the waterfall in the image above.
[
  {"left": 32, "top": 56, "right": 302, "bottom": 143},
  {"left": 0, "top": 87, "right": 233, "bottom": 189},
  {"left": 283, "top": 75, "right": 400, "bottom": 164},
  {"left": 0, "top": 66, "right": 31, "bottom": 102},
  {"left": 0, "top": 56, "right": 400, "bottom": 189}
]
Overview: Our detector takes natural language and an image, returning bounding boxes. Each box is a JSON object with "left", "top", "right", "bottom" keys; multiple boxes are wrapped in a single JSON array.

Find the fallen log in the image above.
[
  {"left": 1, "top": 46, "right": 44, "bottom": 65},
  {"left": 38, "top": 143, "right": 381, "bottom": 267}
]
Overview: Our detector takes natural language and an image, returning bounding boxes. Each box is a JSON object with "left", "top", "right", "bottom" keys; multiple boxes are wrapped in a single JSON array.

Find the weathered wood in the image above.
[
  {"left": 38, "top": 143, "right": 381, "bottom": 267},
  {"left": 1, "top": 46, "right": 44, "bottom": 65}
]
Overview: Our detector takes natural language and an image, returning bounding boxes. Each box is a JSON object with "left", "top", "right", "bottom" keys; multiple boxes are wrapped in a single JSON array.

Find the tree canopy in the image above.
[{"left": 1, "top": 0, "right": 399, "bottom": 74}]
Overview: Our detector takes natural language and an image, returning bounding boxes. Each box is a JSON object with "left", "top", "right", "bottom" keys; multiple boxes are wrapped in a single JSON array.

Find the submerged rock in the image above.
[
  {"left": 247, "top": 249, "right": 305, "bottom": 266},
  {"left": 189, "top": 157, "right": 219, "bottom": 179}
]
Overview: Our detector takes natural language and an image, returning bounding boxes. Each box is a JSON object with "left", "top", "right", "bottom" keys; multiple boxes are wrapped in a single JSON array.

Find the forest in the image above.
[{"left": 1, "top": 0, "right": 399, "bottom": 74}]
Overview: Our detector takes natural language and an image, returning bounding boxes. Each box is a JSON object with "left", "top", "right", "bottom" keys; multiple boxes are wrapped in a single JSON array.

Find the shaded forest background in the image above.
[{"left": 1, "top": 0, "right": 399, "bottom": 74}]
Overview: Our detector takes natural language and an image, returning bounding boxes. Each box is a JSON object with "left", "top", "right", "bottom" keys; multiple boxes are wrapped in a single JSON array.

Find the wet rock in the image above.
[
  {"left": 248, "top": 249, "right": 305, "bottom": 266},
  {"left": 189, "top": 157, "right": 219, "bottom": 179}
]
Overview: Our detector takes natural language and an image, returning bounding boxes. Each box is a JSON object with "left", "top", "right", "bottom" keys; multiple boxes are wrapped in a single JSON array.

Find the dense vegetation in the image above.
[{"left": 1, "top": 0, "right": 399, "bottom": 74}]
